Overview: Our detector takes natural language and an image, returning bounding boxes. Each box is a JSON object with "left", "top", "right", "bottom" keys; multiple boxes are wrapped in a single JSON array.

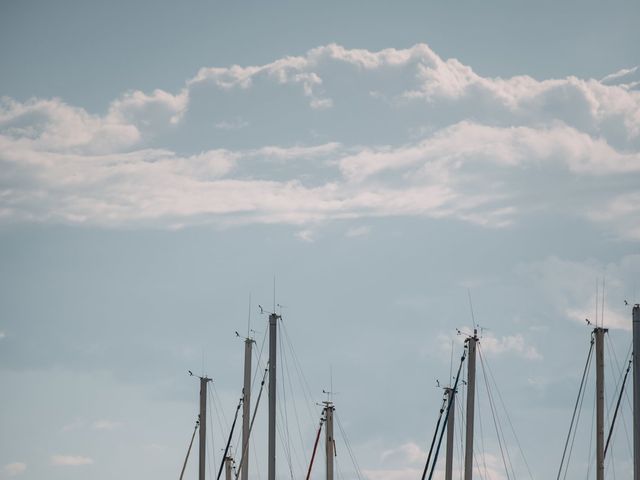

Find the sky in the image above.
[{"left": 1, "top": 1, "right": 639, "bottom": 479}]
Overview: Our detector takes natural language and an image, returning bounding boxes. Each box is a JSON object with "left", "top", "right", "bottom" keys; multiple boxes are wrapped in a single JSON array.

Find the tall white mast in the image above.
[
  {"left": 594, "top": 326, "right": 606, "bottom": 480},
  {"left": 464, "top": 330, "right": 478, "bottom": 480},
  {"left": 633, "top": 304, "right": 639, "bottom": 480},
  {"left": 268, "top": 312, "right": 279, "bottom": 480},
  {"left": 241, "top": 337, "right": 253, "bottom": 480},
  {"left": 324, "top": 402, "right": 335, "bottom": 480},
  {"left": 225, "top": 456, "right": 234, "bottom": 480},
  {"left": 199, "top": 376, "right": 212, "bottom": 480},
  {"left": 444, "top": 387, "right": 456, "bottom": 480}
]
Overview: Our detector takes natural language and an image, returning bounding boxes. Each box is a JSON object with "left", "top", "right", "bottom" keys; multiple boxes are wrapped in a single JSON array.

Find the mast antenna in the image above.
[
  {"left": 601, "top": 277, "right": 605, "bottom": 329},
  {"left": 247, "top": 293, "right": 252, "bottom": 338},
  {"left": 467, "top": 289, "right": 477, "bottom": 330},
  {"left": 595, "top": 278, "right": 599, "bottom": 328},
  {"left": 449, "top": 340, "right": 454, "bottom": 386}
]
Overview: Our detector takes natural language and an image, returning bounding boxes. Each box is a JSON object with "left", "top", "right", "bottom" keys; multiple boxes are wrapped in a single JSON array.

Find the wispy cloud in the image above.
[
  {"left": 3, "top": 463, "right": 26, "bottom": 477},
  {"left": 346, "top": 225, "right": 371, "bottom": 237},
  {"left": 518, "top": 254, "right": 640, "bottom": 330},
  {"left": 50, "top": 455, "right": 93, "bottom": 466},
  {"left": 295, "top": 229, "right": 315, "bottom": 242},
  {"left": 480, "top": 334, "right": 542, "bottom": 360},
  {"left": 214, "top": 117, "right": 249, "bottom": 130},
  {"left": 91, "top": 420, "right": 123, "bottom": 431}
]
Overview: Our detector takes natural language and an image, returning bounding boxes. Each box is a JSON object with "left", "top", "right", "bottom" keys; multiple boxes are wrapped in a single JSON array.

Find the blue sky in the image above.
[{"left": 1, "top": 1, "right": 639, "bottom": 479}]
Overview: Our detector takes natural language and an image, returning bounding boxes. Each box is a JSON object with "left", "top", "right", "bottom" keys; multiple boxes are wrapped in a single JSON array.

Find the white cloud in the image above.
[
  {"left": 380, "top": 442, "right": 425, "bottom": 465},
  {"left": 438, "top": 331, "right": 541, "bottom": 360},
  {"left": 0, "top": 96, "right": 139, "bottom": 153},
  {"left": 479, "top": 334, "right": 542, "bottom": 360},
  {"left": 214, "top": 117, "right": 249, "bottom": 130},
  {"left": 61, "top": 418, "right": 84, "bottom": 432},
  {"left": 518, "top": 255, "right": 640, "bottom": 330},
  {"left": 295, "top": 229, "right": 315, "bottom": 242},
  {"left": 91, "top": 420, "right": 123, "bottom": 430},
  {"left": 50, "top": 455, "right": 93, "bottom": 466},
  {"left": 588, "top": 191, "right": 640, "bottom": 240},
  {"left": 0, "top": 331, "right": 5, "bottom": 340},
  {"left": 251, "top": 142, "right": 341, "bottom": 161},
  {"left": 346, "top": 225, "right": 371, "bottom": 237},
  {"left": 367, "top": 442, "right": 510, "bottom": 480},
  {"left": 0, "top": 45, "right": 638, "bottom": 235},
  {"left": 3, "top": 463, "right": 26, "bottom": 477},
  {"left": 107, "top": 88, "right": 188, "bottom": 130},
  {"left": 601, "top": 66, "right": 640, "bottom": 89},
  {"left": 364, "top": 467, "right": 422, "bottom": 480}
]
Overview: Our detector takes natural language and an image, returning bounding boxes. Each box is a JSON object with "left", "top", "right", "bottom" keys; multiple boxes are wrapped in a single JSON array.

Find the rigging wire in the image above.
[
  {"left": 421, "top": 393, "right": 448, "bottom": 480},
  {"left": 604, "top": 358, "right": 632, "bottom": 458},
  {"left": 216, "top": 396, "right": 243, "bottom": 480},
  {"left": 474, "top": 371, "right": 490, "bottom": 480},
  {"left": 585, "top": 384, "right": 597, "bottom": 480},
  {"left": 562, "top": 347, "right": 592, "bottom": 480},
  {"left": 480, "top": 349, "right": 535, "bottom": 480},
  {"left": 472, "top": 450, "right": 486, "bottom": 480},
  {"left": 426, "top": 347, "right": 467, "bottom": 480},
  {"left": 457, "top": 363, "right": 467, "bottom": 480},
  {"left": 477, "top": 347, "right": 512, "bottom": 480},
  {"left": 179, "top": 417, "right": 199, "bottom": 480},
  {"left": 250, "top": 324, "right": 268, "bottom": 396},
  {"left": 235, "top": 367, "right": 269, "bottom": 480},
  {"left": 281, "top": 322, "right": 318, "bottom": 423},
  {"left": 280, "top": 332, "right": 310, "bottom": 468},
  {"left": 212, "top": 384, "right": 230, "bottom": 432},
  {"left": 275, "top": 410, "right": 295, "bottom": 479},
  {"left": 557, "top": 335, "right": 594, "bottom": 480},
  {"left": 605, "top": 336, "right": 634, "bottom": 458},
  {"left": 335, "top": 411, "right": 364, "bottom": 480},
  {"left": 208, "top": 387, "right": 217, "bottom": 480},
  {"left": 279, "top": 321, "right": 310, "bottom": 477},
  {"left": 304, "top": 410, "right": 324, "bottom": 480},
  {"left": 276, "top": 328, "right": 296, "bottom": 478},
  {"left": 456, "top": 391, "right": 466, "bottom": 480}
]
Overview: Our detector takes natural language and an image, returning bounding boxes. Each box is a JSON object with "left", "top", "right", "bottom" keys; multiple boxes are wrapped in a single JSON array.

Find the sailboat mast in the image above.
[
  {"left": 324, "top": 402, "right": 335, "bottom": 480},
  {"left": 633, "top": 304, "right": 639, "bottom": 480},
  {"left": 225, "top": 456, "right": 234, "bottom": 480},
  {"left": 199, "top": 376, "right": 212, "bottom": 480},
  {"left": 464, "top": 330, "right": 477, "bottom": 480},
  {"left": 444, "top": 388, "right": 456, "bottom": 480},
  {"left": 241, "top": 338, "right": 253, "bottom": 480},
  {"left": 594, "top": 327, "right": 606, "bottom": 480},
  {"left": 268, "top": 313, "right": 279, "bottom": 480}
]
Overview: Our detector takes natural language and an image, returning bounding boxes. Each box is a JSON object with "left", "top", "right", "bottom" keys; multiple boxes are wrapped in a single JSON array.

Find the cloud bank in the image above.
[
  {"left": 50, "top": 455, "right": 94, "bottom": 466},
  {"left": 1, "top": 44, "right": 638, "bottom": 237}
]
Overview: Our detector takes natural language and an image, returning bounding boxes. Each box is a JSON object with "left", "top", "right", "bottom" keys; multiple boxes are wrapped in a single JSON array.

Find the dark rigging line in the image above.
[
  {"left": 304, "top": 410, "right": 324, "bottom": 480},
  {"left": 562, "top": 346, "right": 592, "bottom": 480},
  {"left": 557, "top": 336, "right": 594, "bottom": 480},
  {"left": 235, "top": 367, "right": 269, "bottom": 480},
  {"left": 421, "top": 393, "right": 448, "bottom": 480},
  {"left": 179, "top": 417, "right": 199, "bottom": 480},
  {"left": 606, "top": 336, "right": 634, "bottom": 458},
  {"left": 426, "top": 347, "right": 467, "bottom": 480},
  {"left": 585, "top": 384, "right": 597, "bottom": 480},
  {"left": 216, "top": 396, "right": 243, "bottom": 480},
  {"left": 604, "top": 358, "right": 632, "bottom": 458}
]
